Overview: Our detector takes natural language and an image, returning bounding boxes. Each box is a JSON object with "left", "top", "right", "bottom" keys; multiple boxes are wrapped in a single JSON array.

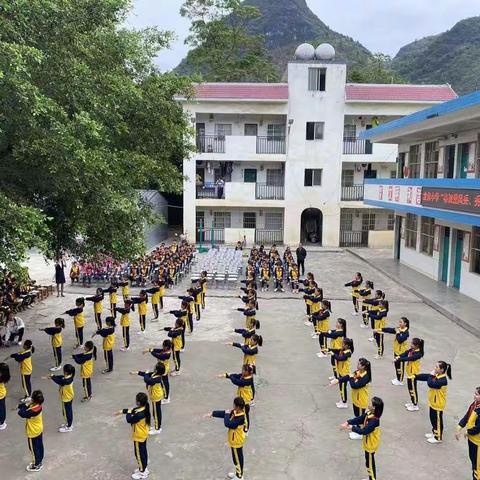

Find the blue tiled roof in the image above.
[{"left": 360, "top": 91, "right": 480, "bottom": 140}]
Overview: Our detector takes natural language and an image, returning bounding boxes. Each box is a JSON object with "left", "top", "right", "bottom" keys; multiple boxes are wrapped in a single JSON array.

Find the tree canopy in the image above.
[
  {"left": 348, "top": 53, "right": 405, "bottom": 84},
  {"left": 178, "top": 0, "right": 279, "bottom": 82},
  {"left": 0, "top": 0, "right": 193, "bottom": 274}
]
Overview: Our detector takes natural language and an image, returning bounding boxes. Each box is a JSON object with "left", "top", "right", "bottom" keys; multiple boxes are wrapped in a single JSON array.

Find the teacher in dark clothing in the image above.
[
  {"left": 296, "top": 243, "right": 307, "bottom": 276},
  {"left": 55, "top": 257, "right": 66, "bottom": 297}
]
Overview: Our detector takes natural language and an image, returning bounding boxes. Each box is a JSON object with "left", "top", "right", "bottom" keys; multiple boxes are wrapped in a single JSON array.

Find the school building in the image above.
[
  {"left": 362, "top": 91, "right": 480, "bottom": 302},
  {"left": 177, "top": 43, "right": 456, "bottom": 247}
]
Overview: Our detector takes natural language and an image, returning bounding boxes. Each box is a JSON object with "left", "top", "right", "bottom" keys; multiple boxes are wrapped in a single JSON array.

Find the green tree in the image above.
[
  {"left": 348, "top": 53, "right": 405, "bottom": 84},
  {"left": 0, "top": 0, "right": 193, "bottom": 271},
  {"left": 179, "top": 0, "right": 279, "bottom": 82}
]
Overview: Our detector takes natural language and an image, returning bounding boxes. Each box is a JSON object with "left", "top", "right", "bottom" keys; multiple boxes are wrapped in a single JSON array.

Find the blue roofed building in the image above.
[{"left": 361, "top": 92, "right": 480, "bottom": 301}]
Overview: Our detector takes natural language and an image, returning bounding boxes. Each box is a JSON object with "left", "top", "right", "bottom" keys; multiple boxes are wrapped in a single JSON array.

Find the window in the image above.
[
  {"left": 265, "top": 212, "right": 283, "bottom": 230},
  {"left": 340, "top": 211, "right": 353, "bottom": 231},
  {"left": 343, "top": 125, "right": 357, "bottom": 141},
  {"left": 471, "top": 227, "right": 480, "bottom": 274},
  {"left": 387, "top": 213, "right": 395, "bottom": 231},
  {"left": 266, "top": 169, "right": 283, "bottom": 185},
  {"left": 420, "top": 216, "right": 435, "bottom": 256},
  {"left": 405, "top": 213, "right": 418, "bottom": 249},
  {"left": 308, "top": 67, "right": 326, "bottom": 91},
  {"left": 196, "top": 211, "right": 205, "bottom": 229},
  {"left": 244, "top": 124, "right": 258, "bottom": 136},
  {"left": 409, "top": 144, "right": 421, "bottom": 178},
  {"left": 424, "top": 141, "right": 439, "bottom": 178},
  {"left": 244, "top": 169, "right": 257, "bottom": 183},
  {"left": 341, "top": 170, "right": 354, "bottom": 187},
  {"left": 304, "top": 168, "right": 322, "bottom": 186},
  {"left": 243, "top": 212, "right": 256, "bottom": 229},
  {"left": 306, "top": 122, "right": 325, "bottom": 140},
  {"left": 362, "top": 212, "right": 376, "bottom": 231},
  {"left": 390, "top": 170, "right": 397, "bottom": 179},
  {"left": 214, "top": 124, "right": 232, "bottom": 139},
  {"left": 213, "top": 212, "right": 231, "bottom": 228},
  {"left": 267, "top": 124, "right": 285, "bottom": 140}
]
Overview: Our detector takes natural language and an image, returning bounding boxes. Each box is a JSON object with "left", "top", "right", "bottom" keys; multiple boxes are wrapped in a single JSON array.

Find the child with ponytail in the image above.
[
  {"left": 39, "top": 317, "right": 65, "bottom": 371},
  {"left": 92, "top": 316, "right": 116, "bottom": 374},
  {"left": 10, "top": 340, "right": 35, "bottom": 402},
  {"left": 322, "top": 318, "right": 347, "bottom": 380},
  {"left": 72, "top": 341, "right": 96, "bottom": 402},
  {"left": 65, "top": 297, "right": 85, "bottom": 347},
  {"left": 313, "top": 300, "right": 331, "bottom": 358},
  {"left": 329, "top": 338, "right": 354, "bottom": 409}
]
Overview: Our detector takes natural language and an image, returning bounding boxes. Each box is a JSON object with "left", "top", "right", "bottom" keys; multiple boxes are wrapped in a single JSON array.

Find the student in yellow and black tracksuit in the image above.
[
  {"left": 456, "top": 387, "right": 480, "bottom": 480},
  {"left": 104, "top": 283, "right": 118, "bottom": 318},
  {"left": 300, "top": 283, "right": 315, "bottom": 319},
  {"left": 132, "top": 290, "right": 148, "bottom": 333},
  {"left": 117, "top": 299, "right": 134, "bottom": 351},
  {"left": 39, "top": 317, "right": 65, "bottom": 372},
  {"left": 131, "top": 362, "right": 166, "bottom": 436},
  {"left": 233, "top": 320, "right": 261, "bottom": 347},
  {"left": 290, "top": 265, "right": 300, "bottom": 293},
  {"left": 358, "top": 281, "right": 373, "bottom": 328},
  {"left": 72, "top": 341, "right": 96, "bottom": 402},
  {"left": 303, "top": 286, "right": 324, "bottom": 327},
  {"left": 144, "top": 339, "right": 172, "bottom": 403},
  {"left": 273, "top": 263, "right": 285, "bottom": 292},
  {"left": 329, "top": 338, "right": 354, "bottom": 409},
  {"left": 200, "top": 271, "right": 208, "bottom": 309},
  {"left": 18, "top": 390, "right": 45, "bottom": 472},
  {"left": 86, "top": 288, "right": 104, "bottom": 329},
  {"left": 191, "top": 284, "right": 203, "bottom": 321},
  {"left": 260, "top": 263, "right": 270, "bottom": 292},
  {"left": 344, "top": 272, "right": 363, "bottom": 315},
  {"left": 313, "top": 300, "right": 331, "bottom": 358},
  {"left": 11, "top": 340, "right": 35, "bottom": 401},
  {"left": 363, "top": 290, "right": 385, "bottom": 340},
  {"left": 228, "top": 334, "right": 263, "bottom": 374},
  {"left": 179, "top": 292, "right": 195, "bottom": 333},
  {"left": 208, "top": 397, "right": 247, "bottom": 480},
  {"left": 93, "top": 316, "right": 116, "bottom": 374},
  {"left": 342, "top": 396, "right": 384, "bottom": 480},
  {"left": 395, "top": 337, "right": 424, "bottom": 411},
  {"left": 118, "top": 279, "right": 130, "bottom": 302},
  {"left": 379, "top": 317, "right": 409, "bottom": 386},
  {"left": 65, "top": 297, "right": 85, "bottom": 347},
  {"left": 323, "top": 318, "right": 347, "bottom": 378},
  {"left": 416, "top": 361, "right": 452, "bottom": 444},
  {"left": 338, "top": 358, "right": 372, "bottom": 419},
  {"left": 368, "top": 300, "right": 389, "bottom": 359},
  {"left": 146, "top": 282, "right": 162, "bottom": 320},
  {"left": 168, "top": 304, "right": 187, "bottom": 349},
  {"left": 219, "top": 365, "right": 255, "bottom": 431},
  {"left": 165, "top": 319, "right": 184, "bottom": 376},
  {"left": 115, "top": 392, "right": 151, "bottom": 480},
  {"left": 236, "top": 303, "right": 257, "bottom": 330},
  {"left": 45, "top": 363, "right": 75, "bottom": 433},
  {"left": 0, "top": 363, "right": 11, "bottom": 430}
]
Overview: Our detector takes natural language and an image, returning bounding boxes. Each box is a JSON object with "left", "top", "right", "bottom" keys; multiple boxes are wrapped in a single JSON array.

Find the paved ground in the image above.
[{"left": 1, "top": 250, "right": 477, "bottom": 479}]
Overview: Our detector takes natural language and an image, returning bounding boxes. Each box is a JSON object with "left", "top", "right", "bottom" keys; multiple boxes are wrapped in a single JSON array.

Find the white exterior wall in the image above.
[{"left": 284, "top": 61, "right": 346, "bottom": 246}]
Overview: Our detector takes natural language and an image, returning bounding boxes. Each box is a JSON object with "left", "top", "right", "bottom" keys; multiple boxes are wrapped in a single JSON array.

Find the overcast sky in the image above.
[{"left": 127, "top": 0, "right": 480, "bottom": 71}]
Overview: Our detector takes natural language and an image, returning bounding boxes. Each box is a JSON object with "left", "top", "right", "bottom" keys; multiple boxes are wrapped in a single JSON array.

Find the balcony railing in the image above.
[
  {"left": 255, "top": 229, "right": 284, "bottom": 245},
  {"left": 339, "top": 230, "right": 368, "bottom": 247},
  {"left": 341, "top": 185, "right": 364, "bottom": 201},
  {"left": 196, "top": 227, "right": 225, "bottom": 244},
  {"left": 196, "top": 184, "right": 224, "bottom": 199},
  {"left": 255, "top": 183, "right": 285, "bottom": 200},
  {"left": 196, "top": 135, "right": 225, "bottom": 153},
  {"left": 343, "top": 138, "right": 373, "bottom": 155},
  {"left": 256, "top": 136, "right": 286, "bottom": 154}
]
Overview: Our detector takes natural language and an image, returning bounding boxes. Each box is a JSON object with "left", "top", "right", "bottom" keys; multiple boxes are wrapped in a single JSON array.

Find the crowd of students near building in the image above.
[{"left": 0, "top": 241, "right": 479, "bottom": 479}]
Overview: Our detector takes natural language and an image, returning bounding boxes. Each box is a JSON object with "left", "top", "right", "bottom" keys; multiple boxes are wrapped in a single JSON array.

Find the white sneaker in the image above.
[
  {"left": 336, "top": 401, "right": 348, "bottom": 409},
  {"left": 148, "top": 428, "right": 162, "bottom": 435},
  {"left": 349, "top": 432, "right": 362, "bottom": 440},
  {"left": 19, "top": 396, "right": 31, "bottom": 404},
  {"left": 316, "top": 352, "right": 327, "bottom": 358},
  {"left": 0, "top": 422, "right": 6, "bottom": 430},
  {"left": 120, "top": 347, "right": 130, "bottom": 352},
  {"left": 161, "top": 398, "right": 171, "bottom": 405},
  {"left": 404, "top": 402, "right": 413, "bottom": 408},
  {"left": 425, "top": 433, "right": 434, "bottom": 439},
  {"left": 368, "top": 337, "right": 374, "bottom": 342},
  {"left": 304, "top": 321, "right": 311, "bottom": 326},
  {"left": 281, "top": 289, "right": 285, "bottom": 292},
  {"left": 351, "top": 312, "right": 359, "bottom": 316},
  {"left": 407, "top": 405, "right": 419, "bottom": 412},
  {"left": 274, "top": 288, "right": 278, "bottom": 292},
  {"left": 328, "top": 375, "right": 336, "bottom": 381},
  {"left": 26, "top": 464, "right": 43, "bottom": 472},
  {"left": 227, "top": 473, "right": 242, "bottom": 479},
  {"left": 170, "top": 370, "right": 181, "bottom": 376},
  {"left": 49, "top": 365, "right": 62, "bottom": 371},
  {"left": 59, "top": 426, "right": 73, "bottom": 433},
  {"left": 391, "top": 379, "right": 404, "bottom": 386},
  {"left": 137, "top": 331, "right": 145, "bottom": 335},
  {"left": 373, "top": 354, "right": 383, "bottom": 360},
  {"left": 132, "top": 468, "right": 149, "bottom": 479},
  {"left": 427, "top": 437, "right": 442, "bottom": 444},
  {"left": 360, "top": 324, "right": 368, "bottom": 329},
  {"left": 311, "top": 333, "right": 318, "bottom": 338}
]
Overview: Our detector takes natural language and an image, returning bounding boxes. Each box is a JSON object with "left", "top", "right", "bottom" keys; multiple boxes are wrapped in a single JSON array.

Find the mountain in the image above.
[
  {"left": 176, "top": 0, "right": 372, "bottom": 78},
  {"left": 392, "top": 17, "right": 480, "bottom": 95}
]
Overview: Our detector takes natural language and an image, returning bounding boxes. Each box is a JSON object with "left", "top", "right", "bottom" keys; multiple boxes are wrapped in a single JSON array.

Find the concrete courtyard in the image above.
[{"left": 0, "top": 250, "right": 477, "bottom": 479}]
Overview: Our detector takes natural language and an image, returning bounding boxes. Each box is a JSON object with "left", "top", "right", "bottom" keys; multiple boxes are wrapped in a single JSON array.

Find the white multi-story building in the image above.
[{"left": 178, "top": 45, "right": 456, "bottom": 247}]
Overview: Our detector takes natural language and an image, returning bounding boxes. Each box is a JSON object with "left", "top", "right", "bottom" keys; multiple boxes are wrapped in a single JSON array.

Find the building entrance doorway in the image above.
[{"left": 301, "top": 208, "right": 322, "bottom": 244}]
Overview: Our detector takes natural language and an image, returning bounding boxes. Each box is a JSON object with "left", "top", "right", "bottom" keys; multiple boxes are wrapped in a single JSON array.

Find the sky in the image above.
[{"left": 127, "top": 0, "right": 480, "bottom": 71}]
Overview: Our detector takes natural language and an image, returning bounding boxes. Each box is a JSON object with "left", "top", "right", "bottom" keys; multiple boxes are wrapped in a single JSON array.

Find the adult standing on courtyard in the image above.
[
  {"left": 55, "top": 257, "right": 66, "bottom": 298},
  {"left": 296, "top": 243, "right": 307, "bottom": 276}
]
